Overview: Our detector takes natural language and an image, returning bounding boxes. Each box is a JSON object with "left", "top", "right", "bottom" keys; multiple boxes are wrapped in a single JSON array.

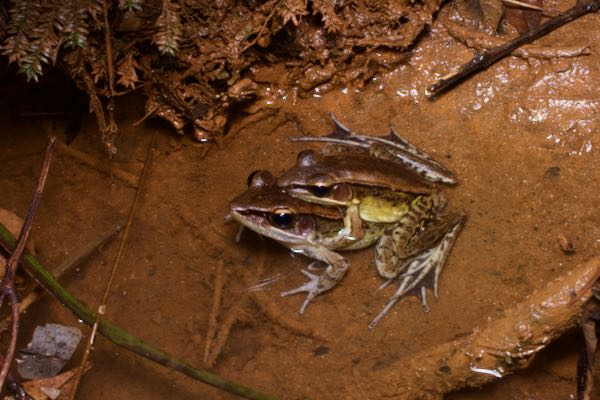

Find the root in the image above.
[
  {"left": 56, "top": 140, "right": 139, "bottom": 187},
  {"left": 249, "top": 251, "right": 330, "bottom": 342},
  {"left": 444, "top": 19, "right": 591, "bottom": 60},
  {"left": 0, "top": 138, "right": 54, "bottom": 391},
  {"left": 205, "top": 301, "right": 252, "bottom": 368},
  {"left": 350, "top": 257, "right": 600, "bottom": 399},
  {"left": 204, "top": 259, "right": 226, "bottom": 366}
]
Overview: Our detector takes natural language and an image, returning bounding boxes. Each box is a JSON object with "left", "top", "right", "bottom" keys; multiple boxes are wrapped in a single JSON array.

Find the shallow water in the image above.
[{"left": 1, "top": 2, "right": 600, "bottom": 399}]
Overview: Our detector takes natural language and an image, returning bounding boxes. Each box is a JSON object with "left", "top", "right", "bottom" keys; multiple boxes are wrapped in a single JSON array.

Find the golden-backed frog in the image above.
[
  {"left": 279, "top": 118, "right": 465, "bottom": 327},
  {"left": 230, "top": 170, "right": 465, "bottom": 328}
]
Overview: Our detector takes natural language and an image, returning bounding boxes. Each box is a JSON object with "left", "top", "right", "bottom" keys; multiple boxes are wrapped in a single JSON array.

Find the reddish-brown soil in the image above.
[{"left": 2, "top": 2, "right": 600, "bottom": 399}]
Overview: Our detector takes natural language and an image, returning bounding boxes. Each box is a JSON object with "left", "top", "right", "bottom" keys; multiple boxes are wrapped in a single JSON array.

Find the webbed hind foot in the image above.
[{"left": 369, "top": 219, "right": 463, "bottom": 329}]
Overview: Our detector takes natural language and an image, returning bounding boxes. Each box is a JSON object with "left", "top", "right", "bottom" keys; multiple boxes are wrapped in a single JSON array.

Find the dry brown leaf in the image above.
[
  {"left": 22, "top": 363, "right": 92, "bottom": 400},
  {"left": 479, "top": 0, "right": 504, "bottom": 32},
  {"left": 503, "top": 0, "right": 543, "bottom": 34},
  {"left": 116, "top": 53, "right": 141, "bottom": 90},
  {"left": 455, "top": 0, "right": 503, "bottom": 33}
]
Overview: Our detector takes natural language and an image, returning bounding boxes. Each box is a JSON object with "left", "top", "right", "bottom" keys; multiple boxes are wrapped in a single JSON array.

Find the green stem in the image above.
[{"left": 0, "top": 224, "right": 280, "bottom": 400}]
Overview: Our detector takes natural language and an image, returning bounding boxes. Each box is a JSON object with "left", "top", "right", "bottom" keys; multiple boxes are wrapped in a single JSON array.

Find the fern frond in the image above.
[
  {"left": 19, "top": 43, "right": 48, "bottom": 82},
  {"left": 116, "top": 52, "right": 140, "bottom": 89},
  {"left": 30, "top": 0, "right": 62, "bottom": 65},
  {"left": 119, "top": 0, "right": 144, "bottom": 12},
  {"left": 153, "top": 0, "right": 181, "bottom": 56},
  {"left": 1, "top": 0, "right": 42, "bottom": 64},
  {"left": 57, "top": 0, "right": 90, "bottom": 49},
  {"left": 86, "top": 0, "right": 104, "bottom": 30}
]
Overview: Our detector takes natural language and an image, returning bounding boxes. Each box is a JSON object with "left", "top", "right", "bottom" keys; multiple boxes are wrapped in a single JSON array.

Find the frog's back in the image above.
[{"left": 278, "top": 151, "right": 435, "bottom": 194}]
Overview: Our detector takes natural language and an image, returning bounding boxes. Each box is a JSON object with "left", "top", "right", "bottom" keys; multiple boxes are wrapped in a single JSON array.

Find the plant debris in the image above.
[
  {"left": 1, "top": 0, "right": 445, "bottom": 152},
  {"left": 427, "top": 0, "right": 599, "bottom": 96},
  {"left": 21, "top": 363, "right": 92, "bottom": 400},
  {"left": 0, "top": 209, "right": 35, "bottom": 277},
  {"left": 558, "top": 233, "right": 575, "bottom": 254}
]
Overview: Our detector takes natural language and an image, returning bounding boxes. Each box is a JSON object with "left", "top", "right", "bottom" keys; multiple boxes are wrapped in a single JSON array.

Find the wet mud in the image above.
[{"left": 1, "top": 1, "right": 600, "bottom": 399}]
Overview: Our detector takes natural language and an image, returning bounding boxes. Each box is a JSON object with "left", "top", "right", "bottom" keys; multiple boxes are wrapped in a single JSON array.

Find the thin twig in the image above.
[
  {"left": 103, "top": 0, "right": 118, "bottom": 150},
  {"left": 132, "top": 103, "right": 160, "bottom": 126},
  {"left": 0, "top": 223, "right": 123, "bottom": 334},
  {"left": 68, "top": 132, "right": 156, "bottom": 400},
  {"left": 206, "top": 301, "right": 250, "bottom": 367},
  {"left": 77, "top": 69, "right": 117, "bottom": 157},
  {"left": 0, "top": 137, "right": 55, "bottom": 392},
  {"left": 103, "top": 0, "right": 115, "bottom": 96},
  {"left": 56, "top": 140, "right": 139, "bottom": 188},
  {"left": 502, "top": 0, "right": 560, "bottom": 16},
  {"left": 204, "top": 259, "right": 225, "bottom": 366},
  {"left": 241, "top": 0, "right": 281, "bottom": 53},
  {"left": 427, "top": 0, "right": 600, "bottom": 97},
  {"left": 0, "top": 225, "right": 281, "bottom": 400}
]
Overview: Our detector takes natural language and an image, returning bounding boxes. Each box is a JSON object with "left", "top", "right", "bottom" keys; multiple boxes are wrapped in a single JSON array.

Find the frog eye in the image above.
[
  {"left": 297, "top": 150, "right": 317, "bottom": 167},
  {"left": 269, "top": 209, "right": 294, "bottom": 228},
  {"left": 310, "top": 184, "right": 331, "bottom": 197}
]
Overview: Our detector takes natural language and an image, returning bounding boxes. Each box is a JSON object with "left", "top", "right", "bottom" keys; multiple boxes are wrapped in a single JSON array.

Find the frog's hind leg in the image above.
[{"left": 369, "top": 213, "right": 464, "bottom": 329}]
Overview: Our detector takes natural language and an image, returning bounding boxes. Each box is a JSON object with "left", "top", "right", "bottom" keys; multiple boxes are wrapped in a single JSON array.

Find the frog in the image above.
[
  {"left": 278, "top": 114, "right": 459, "bottom": 240},
  {"left": 288, "top": 113, "right": 456, "bottom": 185},
  {"left": 230, "top": 170, "right": 384, "bottom": 314},
  {"left": 277, "top": 148, "right": 437, "bottom": 226},
  {"left": 230, "top": 170, "right": 465, "bottom": 328},
  {"left": 277, "top": 118, "right": 465, "bottom": 327}
]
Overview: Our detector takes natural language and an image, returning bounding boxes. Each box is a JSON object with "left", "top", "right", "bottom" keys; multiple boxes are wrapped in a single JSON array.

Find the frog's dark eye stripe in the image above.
[
  {"left": 310, "top": 185, "right": 331, "bottom": 197},
  {"left": 269, "top": 209, "right": 294, "bottom": 228}
]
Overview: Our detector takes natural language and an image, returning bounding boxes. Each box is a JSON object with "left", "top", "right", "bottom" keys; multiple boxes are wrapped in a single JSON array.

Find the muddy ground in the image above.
[{"left": 2, "top": 2, "right": 600, "bottom": 399}]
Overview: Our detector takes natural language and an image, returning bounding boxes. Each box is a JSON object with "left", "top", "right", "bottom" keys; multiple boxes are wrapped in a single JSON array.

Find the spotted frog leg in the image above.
[
  {"left": 289, "top": 113, "right": 456, "bottom": 185},
  {"left": 281, "top": 243, "right": 350, "bottom": 314},
  {"left": 369, "top": 212, "right": 465, "bottom": 329}
]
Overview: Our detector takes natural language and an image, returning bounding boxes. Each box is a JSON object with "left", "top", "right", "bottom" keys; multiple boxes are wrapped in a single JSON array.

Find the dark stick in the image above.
[
  {"left": 426, "top": 0, "right": 600, "bottom": 97},
  {"left": 0, "top": 137, "right": 55, "bottom": 391}
]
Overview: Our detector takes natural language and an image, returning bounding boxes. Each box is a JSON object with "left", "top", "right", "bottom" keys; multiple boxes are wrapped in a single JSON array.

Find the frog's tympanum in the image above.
[{"left": 230, "top": 117, "right": 465, "bottom": 328}]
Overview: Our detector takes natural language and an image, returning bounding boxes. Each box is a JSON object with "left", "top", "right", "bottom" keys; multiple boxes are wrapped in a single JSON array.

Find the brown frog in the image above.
[{"left": 230, "top": 171, "right": 464, "bottom": 328}]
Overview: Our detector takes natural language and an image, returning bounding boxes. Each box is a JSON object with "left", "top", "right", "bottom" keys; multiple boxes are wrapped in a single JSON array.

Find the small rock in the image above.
[
  {"left": 312, "top": 345, "right": 329, "bottom": 356},
  {"left": 544, "top": 166, "right": 561, "bottom": 178},
  {"left": 17, "top": 323, "right": 82, "bottom": 380},
  {"left": 557, "top": 233, "right": 575, "bottom": 254}
]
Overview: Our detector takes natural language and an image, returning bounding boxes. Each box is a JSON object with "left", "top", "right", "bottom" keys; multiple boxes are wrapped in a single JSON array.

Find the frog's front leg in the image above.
[
  {"left": 334, "top": 200, "right": 364, "bottom": 245},
  {"left": 281, "top": 245, "right": 349, "bottom": 314}
]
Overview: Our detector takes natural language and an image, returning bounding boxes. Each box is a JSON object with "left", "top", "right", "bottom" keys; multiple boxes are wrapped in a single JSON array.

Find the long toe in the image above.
[
  {"left": 280, "top": 271, "right": 320, "bottom": 297},
  {"left": 280, "top": 270, "right": 323, "bottom": 314},
  {"left": 369, "top": 296, "right": 401, "bottom": 329}
]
